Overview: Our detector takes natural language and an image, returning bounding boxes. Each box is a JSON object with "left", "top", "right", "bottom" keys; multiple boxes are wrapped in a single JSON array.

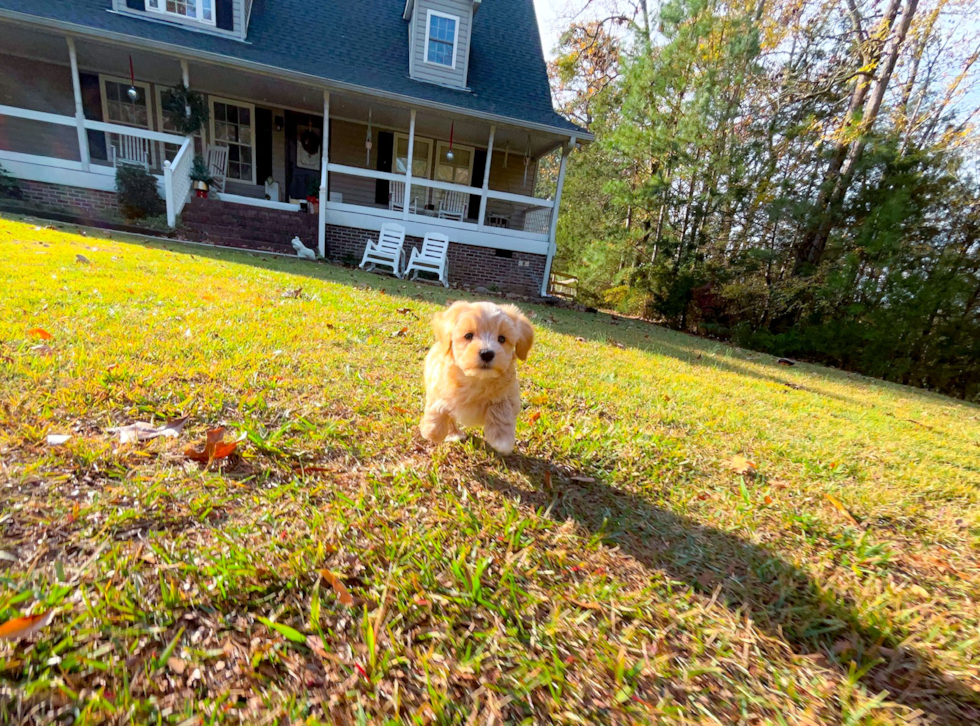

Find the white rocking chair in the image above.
[
  {"left": 359, "top": 223, "right": 407, "bottom": 278},
  {"left": 206, "top": 145, "right": 229, "bottom": 194},
  {"left": 405, "top": 232, "right": 450, "bottom": 287},
  {"left": 437, "top": 190, "right": 468, "bottom": 221},
  {"left": 389, "top": 181, "right": 417, "bottom": 214},
  {"left": 110, "top": 134, "right": 150, "bottom": 169}
]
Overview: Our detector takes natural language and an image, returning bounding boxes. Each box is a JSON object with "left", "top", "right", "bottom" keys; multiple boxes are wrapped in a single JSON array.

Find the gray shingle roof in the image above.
[{"left": 0, "top": 0, "right": 586, "bottom": 136}]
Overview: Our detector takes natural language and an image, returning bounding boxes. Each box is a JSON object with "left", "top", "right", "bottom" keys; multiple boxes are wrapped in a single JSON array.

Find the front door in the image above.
[{"left": 285, "top": 110, "right": 324, "bottom": 203}]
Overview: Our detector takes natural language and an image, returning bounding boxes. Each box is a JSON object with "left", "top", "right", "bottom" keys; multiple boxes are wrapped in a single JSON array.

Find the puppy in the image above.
[{"left": 421, "top": 301, "right": 534, "bottom": 454}]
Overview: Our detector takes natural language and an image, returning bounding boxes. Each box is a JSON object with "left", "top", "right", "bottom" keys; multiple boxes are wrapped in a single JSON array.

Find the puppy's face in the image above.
[{"left": 433, "top": 301, "right": 534, "bottom": 379}]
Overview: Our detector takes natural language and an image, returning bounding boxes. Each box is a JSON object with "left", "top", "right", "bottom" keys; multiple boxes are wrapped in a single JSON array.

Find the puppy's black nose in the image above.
[{"left": 480, "top": 349, "right": 495, "bottom": 362}]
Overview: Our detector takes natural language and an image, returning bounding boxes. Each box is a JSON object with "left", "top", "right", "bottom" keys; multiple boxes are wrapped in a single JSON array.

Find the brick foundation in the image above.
[
  {"left": 17, "top": 180, "right": 120, "bottom": 218},
  {"left": 181, "top": 197, "right": 547, "bottom": 296}
]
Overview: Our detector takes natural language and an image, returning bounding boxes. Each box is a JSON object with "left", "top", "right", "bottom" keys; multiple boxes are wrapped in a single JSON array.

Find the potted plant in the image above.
[
  {"left": 306, "top": 177, "right": 321, "bottom": 214},
  {"left": 190, "top": 155, "right": 213, "bottom": 198}
]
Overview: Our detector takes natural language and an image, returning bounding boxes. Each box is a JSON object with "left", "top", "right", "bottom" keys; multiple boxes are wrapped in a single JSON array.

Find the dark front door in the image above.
[{"left": 285, "top": 110, "right": 324, "bottom": 203}]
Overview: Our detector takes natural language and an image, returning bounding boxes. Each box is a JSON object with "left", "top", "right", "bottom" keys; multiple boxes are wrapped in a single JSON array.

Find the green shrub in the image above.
[
  {"left": 0, "top": 163, "right": 21, "bottom": 199},
  {"left": 116, "top": 164, "right": 164, "bottom": 220}
]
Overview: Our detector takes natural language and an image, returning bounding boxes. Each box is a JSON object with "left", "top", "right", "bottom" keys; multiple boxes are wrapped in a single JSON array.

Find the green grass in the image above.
[{"left": 1, "top": 214, "right": 979, "bottom": 725}]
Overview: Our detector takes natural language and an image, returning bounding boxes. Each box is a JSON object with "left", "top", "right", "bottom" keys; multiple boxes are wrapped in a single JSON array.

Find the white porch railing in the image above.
[{"left": 0, "top": 103, "right": 192, "bottom": 227}]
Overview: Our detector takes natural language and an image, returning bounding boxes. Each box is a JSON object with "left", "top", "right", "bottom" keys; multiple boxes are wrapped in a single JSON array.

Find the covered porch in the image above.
[{"left": 0, "top": 20, "right": 576, "bottom": 294}]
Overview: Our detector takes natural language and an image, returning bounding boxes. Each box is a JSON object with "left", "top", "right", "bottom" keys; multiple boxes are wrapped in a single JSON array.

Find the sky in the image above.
[{"left": 532, "top": 0, "right": 565, "bottom": 58}]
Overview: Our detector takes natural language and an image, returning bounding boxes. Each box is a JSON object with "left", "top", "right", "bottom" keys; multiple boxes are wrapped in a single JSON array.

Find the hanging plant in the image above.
[{"left": 161, "top": 83, "right": 209, "bottom": 136}]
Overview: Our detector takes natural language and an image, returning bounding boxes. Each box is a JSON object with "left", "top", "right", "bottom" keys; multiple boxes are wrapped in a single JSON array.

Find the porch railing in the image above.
[{"left": 0, "top": 104, "right": 192, "bottom": 227}]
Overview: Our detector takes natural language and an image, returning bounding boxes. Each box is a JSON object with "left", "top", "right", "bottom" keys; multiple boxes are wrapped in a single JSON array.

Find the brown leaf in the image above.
[
  {"left": 27, "top": 327, "right": 53, "bottom": 340},
  {"left": 393, "top": 407, "right": 409, "bottom": 415},
  {"left": 527, "top": 411, "right": 541, "bottom": 424},
  {"left": 776, "top": 358, "right": 795, "bottom": 366},
  {"left": 824, "top": 493, "right": 860, "bottom": 526},
  {"left": 319, "top": 569, "right": 354, "bottom": 607},
  {"left": 0, "top": 611, "right": 53, "bottom": 640},
  {"left": 575, "top": 337, "right": 586, "bottom": 343},
  {"left": 31, "top": 344, "right": 54, "bottom": 356},
  {"left": 282, "top": 287, "right": 303, "bottom": 299},
  {"left": 393, "top": 327, "right": 409, "bottom": 337},
  {"left": 724, "top": 455, "right": 757, "bottom": 476},
  {"left": 570, "top": 475, "right": 595, "bottom": 483},
  {"left": 184, "top": 427, "right": 238, "bottom": 463},
  {"left": 76, "top": 254, "right": 90, "bottom": 264},
  {"left": 167, "top": 656, "right": 186, "bottom": 674}
]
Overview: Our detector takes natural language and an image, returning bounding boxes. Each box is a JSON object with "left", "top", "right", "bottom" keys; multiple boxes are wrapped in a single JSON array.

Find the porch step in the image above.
[{"left": 181, "top": 197, "right": 319, "bottom": 252}]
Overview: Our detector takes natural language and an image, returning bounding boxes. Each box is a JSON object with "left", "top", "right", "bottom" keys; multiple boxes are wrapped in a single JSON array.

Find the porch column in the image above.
[
  {"left": 318, "top": 90, "right": 330, "bottom": 259},
  {"left": 403, "top": 110, "right": 416, "bottom": 221},
  {"left": 66, "top": 38, "right": 90, "bottom": 172},
  {"left": 477, "top": 124, "right": 495, "bottom": 229},
  {"left": 541, "top": 135, "right": 575, "bottom": 297},
  {"left": 180, "top": 60, "right": 191, "bottom": 121}
]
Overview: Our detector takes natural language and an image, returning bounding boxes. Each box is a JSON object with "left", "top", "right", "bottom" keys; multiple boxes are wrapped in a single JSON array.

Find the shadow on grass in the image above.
[{"left": 473, "top": 453, "right": 980, "bottom": 725}]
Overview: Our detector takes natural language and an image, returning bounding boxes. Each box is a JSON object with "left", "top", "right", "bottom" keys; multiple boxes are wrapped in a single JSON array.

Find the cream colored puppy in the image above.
[{"left": 421, "top": 301, "right": 534, "bottom": 454}]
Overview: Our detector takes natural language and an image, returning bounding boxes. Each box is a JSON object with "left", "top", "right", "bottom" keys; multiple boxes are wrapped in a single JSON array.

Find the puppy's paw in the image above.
[
  {"left": 484, "top": 429, "right": 515, "bottom": 455},
  {"left": 445, "top": 430, "right": 467, "bottom": 443},
  {"left": 420, "top": 416, "right": 449, "bottom": 443}
]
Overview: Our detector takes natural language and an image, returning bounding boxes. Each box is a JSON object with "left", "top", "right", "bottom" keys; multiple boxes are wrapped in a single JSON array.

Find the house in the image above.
[{"left": 0, "top": 0, "right": 589, "bottom": 296}]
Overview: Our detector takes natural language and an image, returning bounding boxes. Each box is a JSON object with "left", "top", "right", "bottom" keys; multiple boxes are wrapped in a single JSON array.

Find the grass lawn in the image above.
[{"left": 1, "top": 215, "right": 979, "bottom": 725}]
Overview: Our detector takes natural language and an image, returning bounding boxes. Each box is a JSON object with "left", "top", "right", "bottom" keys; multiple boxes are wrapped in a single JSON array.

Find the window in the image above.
[
  {"left": 146, "top": 0, "right": 215, "bottom": 26},
  {"left": 100, "top": 75, "right": 155, "bottom": 167},
  {"left": 434, "top": 142, "right": 474, "bottom": 185},
  {"left": 394, "top": 134, "right": 432, "bottom": 179},
  {"left": 209, "top": 97, "right": 255, "bottom": 184},
  {"left": 424, "top": 10, "right": 459, "bottom": 69}
]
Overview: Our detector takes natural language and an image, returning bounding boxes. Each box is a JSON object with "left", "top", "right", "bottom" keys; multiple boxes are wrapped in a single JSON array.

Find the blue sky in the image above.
[{"left": 533, "top": 0, "right": 564, "bottom": 57}]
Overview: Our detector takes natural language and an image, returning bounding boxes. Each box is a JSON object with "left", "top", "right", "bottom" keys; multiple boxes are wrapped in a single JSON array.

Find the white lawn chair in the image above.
[
  {"left": 359, "top": 223, "right": 407, "bottom": 278},
  {"left": 207, "top": 145, "right": 229, "bottom": 194},
  {"left": 405, "top": 232, "right": 450, "bottom": 287},
  {"left": 389, "top": 181, "right": 417, "bottom": 214},
  {"left": 437, "top": 190, "right": 468, "bottom": 221},
  {"left": 110, "top": 134, "right": 150, "bottom": 169}
]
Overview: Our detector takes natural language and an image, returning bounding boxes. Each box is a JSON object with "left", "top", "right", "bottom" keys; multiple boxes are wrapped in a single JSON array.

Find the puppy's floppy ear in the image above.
[
  {"left": 432, "top": 301, "right": 469, "bottom": 353},
  {"left": 501, "top": 304, "right": 534, "bottom": 361}
]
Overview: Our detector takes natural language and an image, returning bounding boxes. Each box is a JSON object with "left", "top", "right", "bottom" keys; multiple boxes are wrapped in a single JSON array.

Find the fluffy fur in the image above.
[
  {"left": 291, "top": 236, "right": 316, "bottom": 260},
  {"left": 421, "top": 301, "right": 534, "bottom": 454}
]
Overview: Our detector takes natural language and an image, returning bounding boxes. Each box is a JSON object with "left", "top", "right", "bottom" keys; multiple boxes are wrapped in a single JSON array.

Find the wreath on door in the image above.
[{"left": 300, "top": 128, "right": 321, "bottom": 156}]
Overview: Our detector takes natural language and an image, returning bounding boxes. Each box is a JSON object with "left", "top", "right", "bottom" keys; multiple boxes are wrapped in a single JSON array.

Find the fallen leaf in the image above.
[
  {"left": 528, "top": 411, "right": 541, "bottom": 424},
  {"left": 0, "top": 611, "right": 53, "bottom": 641},
  {"left": 908, "top": 584, "right": 931, "bottom": 599},
  {"left": 824, "top": 493, "right": 860, "bottom": 526},
  {"left": 575, "top": 337, "right": 586, "bottom": 343},
  {"left": 611, "top": 341, "right": 626, "bottom": 349},
  {"left": 570, "top": 475, "right": 595, "bottom": 483},
  {"left": 724, "top": 455, "right": 757, "bottom": 476},
  {"left": 200, "top": 294, "right": 215, "bottom": 302},
  {"left": 393, "top": 407, "right": 409, "bottom": 415},
  {"left": 0, "top": 551, "right": 17, "bottom": 562},
  {"left": 396, "top": 307, "right": 417, "bottom": 318},
  {"left": 319, "top": 569, "right": 354, "bottom": 607},
  {"left": 282, "top": 287, "right": 303, "bottom": 299},
  {"left": 108, "top": 416, "right": 188, "bottom": 444},
  {"left": 184, "top": 427, "right": 238, "bottom": 463},
  {"left": 76, "top": 254, "right": 90, "bottom": 264},
  {"left": 27, "top": 328, "right": 53, "bottom": 340},
  {"left": 393, "top": 327, "right": 409, "bottom": 337},
  {"left": 46, "top": 434, "right": 71, "bottom": 446},
  {"left": 31, "top": 344, "right": 54, "bottom": 356},
  {"left": 763, "top": 495, "right": 773, "bottom": 505},
  {"left": 167, "top": 656, "right": 186, "bottom": 674},
  {"left": 777, "top": 358, "right": 795, "bottom": 366}
]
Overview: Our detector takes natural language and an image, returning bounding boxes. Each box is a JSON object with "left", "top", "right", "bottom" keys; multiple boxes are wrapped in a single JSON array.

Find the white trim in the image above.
[
  {"left": 99, "top": 74, "right": 156, "bottom": 167},
  {"left": 0, "top": 150, "right": 161, "bottom": 193},
  {"left": 434, "top": 141, "right": 475, "bottom": 186},
  {"left": 542, "top": 137, "right": 575, "bottom": 296},
  {"left": 394, "top": 132, "right": 432, "bottom": 180},
  {"left": 146, "top": 0, "right": 216, "bottom": 27},
  {"left": 215, "top": 192, "right": 301, "bottom": 211},
  {"left": 208, "top": 96, "right": 257, "bottom": 185},
  {"left": 319, "top": 89, "right": 330, "bottom": 258},
  {"left": 324, "top": 202, "right": 549, "bottom": 255},
  {"left": 477, "top": 124, "right": 495, "bottom": 228},
  {"left": 66, "top": 37, "right": 90, "bottom": 172},
  {"left": 423, "top": 9, "right": 460, "bottom": 70}
]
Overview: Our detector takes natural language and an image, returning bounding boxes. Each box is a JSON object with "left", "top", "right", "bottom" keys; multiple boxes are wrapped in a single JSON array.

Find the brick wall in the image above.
[
  {"left": 17, "top": 180, "right": 120, "bottom": 218},
  {"left": 181, "top": 198, "right": 547, "bottom": 296}
]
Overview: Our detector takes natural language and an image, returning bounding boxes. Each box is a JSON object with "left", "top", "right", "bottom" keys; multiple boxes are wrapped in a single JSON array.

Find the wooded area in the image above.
[{"left": 549, "top": 0, "right": 980, "bottom": 400}]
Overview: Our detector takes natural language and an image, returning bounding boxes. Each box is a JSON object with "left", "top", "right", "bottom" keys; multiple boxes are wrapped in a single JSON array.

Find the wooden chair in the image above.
[
  {"left": 437, "top": 190, "right": 468, "bottom": 221},
  {"left": 359, "top": 223, "right": 407, "bottom": 278},
  {"left": 207, "top": 145, "right": 229, "bottom": 194},
  {"left": 110, "top": 134, "right": 150, "bottom": 169},
  {"left": 405, "top": 232, "right": 450, "bottom": 287},
  {"left": 389, "top": 181, "right": 417, "bottom": 214}
]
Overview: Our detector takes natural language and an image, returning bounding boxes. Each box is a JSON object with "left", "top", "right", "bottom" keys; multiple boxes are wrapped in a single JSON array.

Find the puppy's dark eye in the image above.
[
  {"left": 498, "top": 335, "right": 506, "bottom": 344},
  {"left": 464, "top": 332, "right": 474, "bottom": 340}
]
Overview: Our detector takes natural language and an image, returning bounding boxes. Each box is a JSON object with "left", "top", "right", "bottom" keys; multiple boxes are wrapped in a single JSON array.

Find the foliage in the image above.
[
  {"left": 189, "top": 155, "right": 213, "bottom": 185},
  {"left": 0, "top": 162, "right": 21, "bottom": 199},
  {"left": 160, "top": 83, "right": 209, "bottom": 136},
  {"left": 551, "top": 0, "right": 980, "bottom": 401},
  {"left": 1, "top": 218, "right": 979, "bottom": 723},
  {"left": 115, "top": 164, "right": 165, "bottom": 220}
]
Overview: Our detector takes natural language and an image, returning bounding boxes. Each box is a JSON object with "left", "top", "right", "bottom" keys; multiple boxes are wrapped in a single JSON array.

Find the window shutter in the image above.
[
  {"left": 126, "top": 0, "right": 146, "bottom": 9},
  {"left": 79, "top": 73, "right": 108, "bottom": 162},
  {"left": 216, "top": 0, "right": 234, "bottom": 31},
  {"left": 468, "top": 148, "right": 487, "bottom": 221},
  {"left": 255, "top": 108, "right": 273, "bottom": 184},
  {"left": 375, "top": 131, "right": 393, "bottom": 206}
]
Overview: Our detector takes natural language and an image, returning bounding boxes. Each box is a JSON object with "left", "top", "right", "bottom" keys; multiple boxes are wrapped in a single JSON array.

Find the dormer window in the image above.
[
  {"left": 424, "top": 10, "right": 459, "bottom": 68},
  {"left": 146, "top": 0, "right": 215, "bottom": 26}
]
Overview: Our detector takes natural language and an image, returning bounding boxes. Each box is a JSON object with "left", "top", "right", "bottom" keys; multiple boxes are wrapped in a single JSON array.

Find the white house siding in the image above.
[
  {"left": 0, "top": 55, "right": 79, "bottom": 160},
  {"left": 112, "top": 0, "right": 242, "bottom": 38},
  {"left": 410, "top": 0, "right": 472, "bottom": 89}
]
